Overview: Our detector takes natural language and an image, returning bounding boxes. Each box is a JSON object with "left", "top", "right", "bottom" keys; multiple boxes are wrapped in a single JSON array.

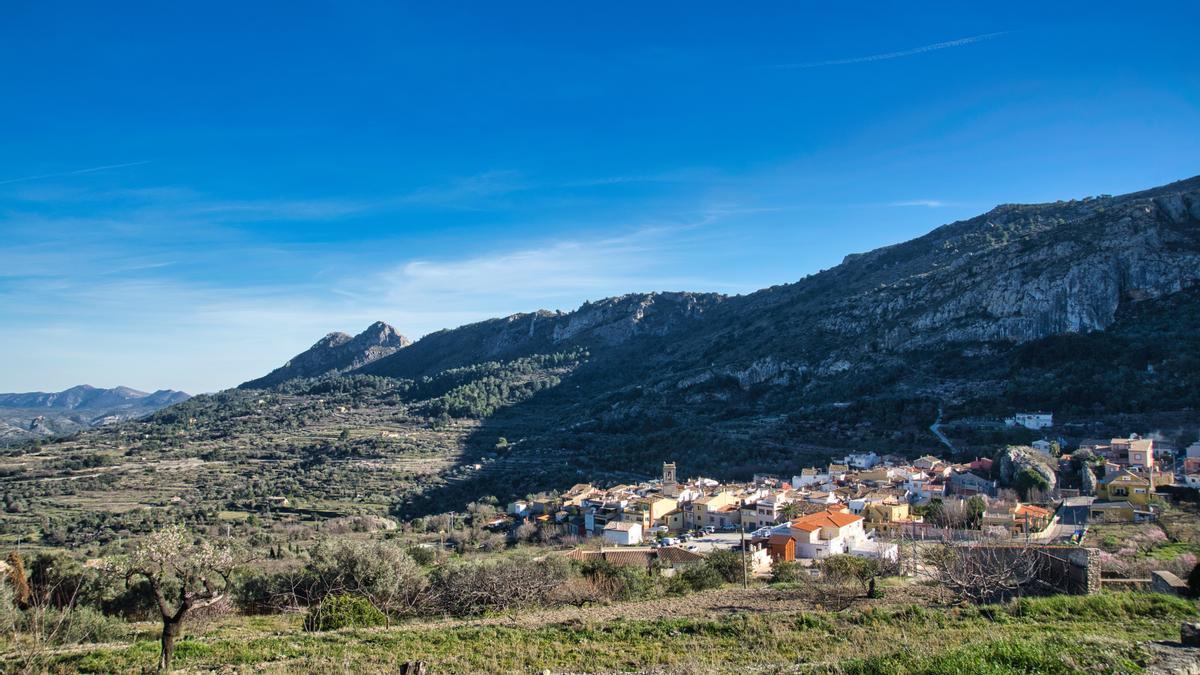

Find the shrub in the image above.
[
  {"left": 771, "top": 560, "right": 804, "bottom": 584},
  {"left": 676, "top": 565, "right": 723, "bottom": 593},
  {"left": 101, "top": 578, "right": 161, "bottom": 621},
  {"left": 303, "top": 594, "right": 387, "bottom": 632},
  {"left": 428, "top": 555, "right": 572, "bottom": 615},
  {"left": 17, "top": 605, "right": 128, "bottom": 645},
  {"left": 577, "top": 560, "right": 664, "bottom": 602},
  {"left": 1189, "top": 561, "right": 1200, "bottom": 598},
  {"left": 234, "top": 568, "right": 314, "bottom": 614},
  {"left": 406, "top": 545, "right": 437, "bottom": 566},
  {"left": 704, "top": 550, "right": 747, "bottom": 584},
  {"left": 821, "top": 554, "right": 883, "bottom": 594},
  {"left": 304, "top": 539, "right": 428, "bottom": 617},
  {"left": 0, "top": 579, "right": 18, "bottom": 635}
]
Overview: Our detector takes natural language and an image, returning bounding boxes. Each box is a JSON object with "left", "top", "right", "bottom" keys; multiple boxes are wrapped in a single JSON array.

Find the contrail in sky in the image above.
[
  {"left": 774, "top": 32, "right": 1007, "bottom": 69},
  {"left": 0, "top": 160, "right": 151, "bottom": 186}
]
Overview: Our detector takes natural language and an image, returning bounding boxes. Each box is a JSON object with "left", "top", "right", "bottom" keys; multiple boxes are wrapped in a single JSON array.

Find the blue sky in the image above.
[{"left": 2, "top": 2, "right": 1198, "bottom": 393}]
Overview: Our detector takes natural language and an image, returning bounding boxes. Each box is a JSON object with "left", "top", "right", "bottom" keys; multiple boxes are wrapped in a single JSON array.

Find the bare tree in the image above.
[
  {"left": 924, "top": 543, "right": 1046, "bottom": 604},
  {"left": 111, "top": 526, "right": 239, "bottom": 671}
]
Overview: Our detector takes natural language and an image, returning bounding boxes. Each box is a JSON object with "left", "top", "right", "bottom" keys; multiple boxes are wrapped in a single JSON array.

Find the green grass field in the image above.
[{"left": 26, "top": 593, "right": 1197, "bottom": 674}]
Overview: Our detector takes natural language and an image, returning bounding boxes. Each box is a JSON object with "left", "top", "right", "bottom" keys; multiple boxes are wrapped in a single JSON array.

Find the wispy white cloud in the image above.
[
  {"left": 888, "top": 199, "right": 947, "bottom": 208},
  {"left": 0, "top": 160, "right": 151, "bottom": 186},
  {"left": 367, "top": 226, "right": 724, "bottom": 310},
  {"left": 0, "top": 213, "right": 748, "bottom": 392},
  {"left": 773, "top": 32, "right": 1007, "bottom": 69}
]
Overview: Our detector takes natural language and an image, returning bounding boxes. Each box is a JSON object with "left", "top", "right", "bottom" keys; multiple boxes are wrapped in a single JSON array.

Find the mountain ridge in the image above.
[
  {"left": 345, "top": 175, "right": 1200, "bottom": 387},
  {"left": 0, "top": 385, "right": 191, "bottom": 443},
  {"left": 240, "top": 321, "right": 411, "bottom": 388},
  {"left": 0, "top": 384, "right": 190, "bottom": 410}
]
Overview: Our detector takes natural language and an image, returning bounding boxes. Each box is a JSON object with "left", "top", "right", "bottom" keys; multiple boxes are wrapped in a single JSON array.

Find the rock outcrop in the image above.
[
  {"left": 996, "top": 446, "right": 1058, "bottom": 491},
  {"left": 240, "top": 321, "right": 411, "bottom": 388}
]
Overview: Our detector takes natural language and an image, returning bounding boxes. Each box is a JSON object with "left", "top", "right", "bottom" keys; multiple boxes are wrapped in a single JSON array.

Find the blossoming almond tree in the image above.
[{"left": 111, "top": 526, "right": 238, "bottom": 671}]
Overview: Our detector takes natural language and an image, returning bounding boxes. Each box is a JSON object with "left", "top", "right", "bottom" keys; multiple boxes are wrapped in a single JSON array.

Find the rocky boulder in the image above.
[{"left": 996, "top": 445, "right": 1058, "bottom": 491}]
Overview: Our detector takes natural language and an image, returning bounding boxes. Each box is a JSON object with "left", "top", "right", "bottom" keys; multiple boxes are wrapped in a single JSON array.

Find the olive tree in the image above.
[
  {"left": 304, "top": 539, "right": 428, "bottom": 623},
  {"left": 113, "top": 526, "right": 238, "bottom": 671}
]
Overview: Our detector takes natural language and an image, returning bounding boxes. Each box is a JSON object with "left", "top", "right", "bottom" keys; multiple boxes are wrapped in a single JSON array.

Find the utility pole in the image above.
[{"left": 740, "top": 522, "right": 748, "bottom": 589}]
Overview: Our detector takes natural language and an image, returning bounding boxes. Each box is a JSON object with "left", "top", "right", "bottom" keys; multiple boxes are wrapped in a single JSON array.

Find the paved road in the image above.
[
  {"left": 930, "top": 405, "right": 956, "bottom": 454},
  {"left": 1031, "top": 496, "right": 1093, "bottom": 543}
]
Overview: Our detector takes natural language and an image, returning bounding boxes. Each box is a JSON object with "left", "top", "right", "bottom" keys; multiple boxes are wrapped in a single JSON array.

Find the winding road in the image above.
[{"left": 930, "top": 405, "right": 956, "bottom": 454}]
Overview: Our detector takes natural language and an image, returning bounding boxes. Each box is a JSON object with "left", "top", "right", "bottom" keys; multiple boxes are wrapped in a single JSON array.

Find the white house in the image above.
[
  {"left": 841, "top": 452, "right": 880, "bottom": 470},
  {"left": 506, "top": 500, "right": 531, "bottom": 517},
  {"left": 754, "top": 493, "right": 794, "bottom": 528},
  {"left": 1032, "top": 439, "right": 1053, "bottom": 455},
  {"left": 827, "top": 464, "right": 850, "bottom": 482},
  {"left": 770, "top": 508, "right": 896, "bottom": 562},
  {"left": 804, "top": 490, "right": 840, "bottom": 505},
  {"left": 1006, "top": 412, "right": 1053, "bottom": 430},
  {"left": 603, "top": 521, "right": 643, "bottom": 546},
  {"left": 792, "top": 468, "right": 827, "bottom": 488}
]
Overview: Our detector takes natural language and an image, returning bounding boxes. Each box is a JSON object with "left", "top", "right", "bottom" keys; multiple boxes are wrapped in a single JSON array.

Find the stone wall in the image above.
[
  {"left": 953, "top": 544, "right": 1101, "bottom": 596},
  {"left": 1152, "top": 570, "right": 1190, "bottom": 596}
]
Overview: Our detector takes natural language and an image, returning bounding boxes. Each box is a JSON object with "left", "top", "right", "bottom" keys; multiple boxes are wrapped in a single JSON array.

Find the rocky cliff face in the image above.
[
  {"left": 357, "top": 292, "right": 722, "bottom": 380},
  {"left": 257, "top": 177, "right": 1200, "bottom": 414},
  {"left": 240, "top": 321, "right": 411, "bottom": 388},
  {"left": 637, "top": 176, "right": 1200, "bottom": 395}
]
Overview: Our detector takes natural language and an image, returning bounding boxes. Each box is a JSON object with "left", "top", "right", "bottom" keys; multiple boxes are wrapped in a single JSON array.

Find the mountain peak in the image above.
[{"left": 239, "top": 322, "right": 411, "bottom": 389}]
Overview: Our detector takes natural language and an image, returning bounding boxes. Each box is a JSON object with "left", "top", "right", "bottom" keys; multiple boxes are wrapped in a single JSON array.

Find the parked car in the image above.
[{"left": 702, "top": 526, "right": 716, "bottom": 534}]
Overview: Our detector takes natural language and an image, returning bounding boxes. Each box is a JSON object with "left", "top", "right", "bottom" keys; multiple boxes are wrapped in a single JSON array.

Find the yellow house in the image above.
[
  {"left": 691, "top": 492, "right": 738, "bottom": 529},
  {"left": 623, "top": 496, "right": 677, "bottom": 530},
  {"left": 664, "top": 509, "right": 686, "bottom": 532},
  {"left": 862, "top": 500, "right": 911, "bottom": 535},
  {"left": 1100, "top": 470, "right": 1152, "bottom": 506}
]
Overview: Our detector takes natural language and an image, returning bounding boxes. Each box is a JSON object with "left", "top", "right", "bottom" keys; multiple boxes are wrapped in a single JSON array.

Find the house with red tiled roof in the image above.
[
  {"left": 761, "top": 507, "right": 898, "bottom": 562},
  {"left": 981, "top": 502, "right": 1054, "bottom": 535}
]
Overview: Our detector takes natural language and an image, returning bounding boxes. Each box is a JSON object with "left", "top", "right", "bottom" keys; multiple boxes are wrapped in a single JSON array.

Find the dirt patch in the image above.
[{"left": 1143, "top": 641, "right": 1200, "bottom": 675}]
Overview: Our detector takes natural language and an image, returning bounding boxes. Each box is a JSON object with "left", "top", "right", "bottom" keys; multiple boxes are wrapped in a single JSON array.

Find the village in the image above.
[{"left": 500, "top": 414, "right": 1200, "bottom": 583}]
